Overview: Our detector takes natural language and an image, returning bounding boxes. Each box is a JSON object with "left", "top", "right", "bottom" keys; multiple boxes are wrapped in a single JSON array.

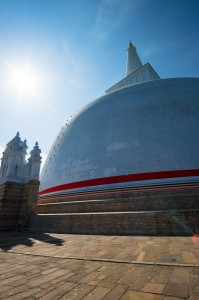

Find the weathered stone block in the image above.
[{"left": 0, "top": 180, "right": 40, "bottom": 230}]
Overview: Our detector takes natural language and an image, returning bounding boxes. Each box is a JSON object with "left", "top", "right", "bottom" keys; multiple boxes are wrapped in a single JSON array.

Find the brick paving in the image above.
[{"left": 0, "top": 231, "right": 199, "bottom": 299}]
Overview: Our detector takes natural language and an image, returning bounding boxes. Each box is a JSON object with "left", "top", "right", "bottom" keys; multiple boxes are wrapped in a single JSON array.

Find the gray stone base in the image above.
[
  {"left": 30, "top": 210, "right": 199, "bottom": 236},
  {"left": 32, "top": 188, "right": 199, "bottom": 235}
]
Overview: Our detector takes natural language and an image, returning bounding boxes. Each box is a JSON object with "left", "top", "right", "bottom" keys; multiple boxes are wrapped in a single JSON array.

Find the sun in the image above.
[{"left": 8, "top": 63, "right": 42, "bottom": 98}]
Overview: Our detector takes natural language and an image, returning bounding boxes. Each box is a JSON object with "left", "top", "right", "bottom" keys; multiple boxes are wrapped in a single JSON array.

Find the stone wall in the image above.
[
  {"left": 37, "top": 188, "right": 199, "bottom": 214},
  {"left": 38, "top": 187, "right": 199, "bottom": 204},
  {"left": 32, "top": 187, "right": 199, "bottom": 236},
  {"left": 0, "top": 180, "right": 40, "bottom": 230},
  {"left": 31, "top": 210, "right": 199, "bottom": 236}
]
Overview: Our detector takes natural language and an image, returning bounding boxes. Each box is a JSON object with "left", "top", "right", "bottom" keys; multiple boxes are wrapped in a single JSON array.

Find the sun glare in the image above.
[{"left": 8, "top": 63, "right": 42, "bottom": 98}]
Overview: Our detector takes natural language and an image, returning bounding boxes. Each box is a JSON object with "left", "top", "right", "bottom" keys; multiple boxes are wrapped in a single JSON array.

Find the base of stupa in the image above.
[{"left": 31, "top": 187, "right": 199, "bottom": 235}]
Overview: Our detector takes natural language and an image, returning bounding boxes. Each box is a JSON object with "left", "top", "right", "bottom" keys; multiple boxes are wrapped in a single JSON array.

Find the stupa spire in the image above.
[{"left": 126, "top": 41, "right": 142, "bottom": 77}]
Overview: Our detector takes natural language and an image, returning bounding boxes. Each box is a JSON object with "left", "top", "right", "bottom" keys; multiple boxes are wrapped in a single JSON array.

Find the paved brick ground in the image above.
[{"left": 0, "top": 231, "right": 199, "bottom": 299}]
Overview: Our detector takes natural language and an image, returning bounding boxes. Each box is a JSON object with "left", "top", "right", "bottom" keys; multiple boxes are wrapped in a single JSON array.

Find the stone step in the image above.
[
  {"left": 37, "top": 196, "right": 199, "bottom": 214},
  {"left": 38, "top": 188, "right": 199, "bottom": 204},
  {"left": 30, "top": 210, "right": 199, "bottom": 236}
]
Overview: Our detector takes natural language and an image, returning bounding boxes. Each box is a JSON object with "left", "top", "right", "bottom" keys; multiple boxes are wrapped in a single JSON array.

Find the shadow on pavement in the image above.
[{"left": 0, "top": 231, "right": 64, "bottom": 251}]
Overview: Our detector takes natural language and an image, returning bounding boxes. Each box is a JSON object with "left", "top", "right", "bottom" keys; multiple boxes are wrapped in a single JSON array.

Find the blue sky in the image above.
[{"left": 0, "top": 0, "right": 199, "bottom": 168}]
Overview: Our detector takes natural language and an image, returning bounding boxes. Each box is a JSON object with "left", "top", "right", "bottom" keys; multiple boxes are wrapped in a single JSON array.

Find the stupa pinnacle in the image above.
[
  {"left": 126, "top": 41, "right": 143, "bottom": 76},
  {"left": 105, "top": 41, "right": 160, "bottom": 93}
]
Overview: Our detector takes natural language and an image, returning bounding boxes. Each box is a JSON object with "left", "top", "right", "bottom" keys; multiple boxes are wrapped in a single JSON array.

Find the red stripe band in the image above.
[{"left": 39, "top": 169, "right": 199, "bottom": 196}]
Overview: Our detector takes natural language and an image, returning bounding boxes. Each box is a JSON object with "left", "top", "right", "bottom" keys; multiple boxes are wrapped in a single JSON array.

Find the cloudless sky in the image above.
[{"left": 0, "top": 0, "right": 199, "bottom": 169}]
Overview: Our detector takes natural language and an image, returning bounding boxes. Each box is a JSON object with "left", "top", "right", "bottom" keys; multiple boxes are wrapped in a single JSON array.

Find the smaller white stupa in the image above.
[{"left": 0, "top": 132, "right": 42, "bottom": 183}]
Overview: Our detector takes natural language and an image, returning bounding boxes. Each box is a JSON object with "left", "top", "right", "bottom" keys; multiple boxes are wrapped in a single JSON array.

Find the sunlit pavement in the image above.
[{"left": 0, "top": 231, "right": 199, "bottom": 299}]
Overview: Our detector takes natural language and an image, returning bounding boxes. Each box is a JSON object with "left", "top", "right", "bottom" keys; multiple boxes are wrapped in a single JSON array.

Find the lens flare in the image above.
[{"left": 192, "top": 234, "right": 199, "bottom": 245}]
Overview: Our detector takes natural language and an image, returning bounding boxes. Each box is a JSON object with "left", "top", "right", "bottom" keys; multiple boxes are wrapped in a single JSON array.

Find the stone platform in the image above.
[
  {"left": 0, "top": 231, "right": 199, "bottom": 299},
  {"left": 33, "top": 188, "right": 199, "bottom": 235}
]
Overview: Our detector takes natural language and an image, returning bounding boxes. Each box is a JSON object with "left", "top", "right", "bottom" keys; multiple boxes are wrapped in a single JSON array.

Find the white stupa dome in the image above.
[{"left": 39, "top": 43, "right": 199, "bottom": 200}]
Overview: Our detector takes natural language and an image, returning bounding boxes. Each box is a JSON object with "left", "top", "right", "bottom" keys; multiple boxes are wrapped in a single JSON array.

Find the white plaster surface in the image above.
[
  {"left": 106, "top": 63, "right": 160, "bottom": 93},
  {"left": 126, "top": 44, "right": 142, "bottom": 76},
  {"left": 40, "top": 78, "right": 199, "bottom": 193}
]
